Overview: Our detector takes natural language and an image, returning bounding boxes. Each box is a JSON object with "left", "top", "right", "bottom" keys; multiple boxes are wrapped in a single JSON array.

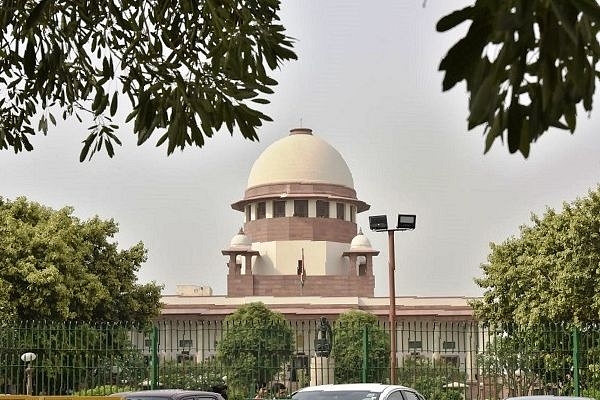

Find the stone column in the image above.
[{"left": 310, "top": 356, "right": 335, "bottom": 385}]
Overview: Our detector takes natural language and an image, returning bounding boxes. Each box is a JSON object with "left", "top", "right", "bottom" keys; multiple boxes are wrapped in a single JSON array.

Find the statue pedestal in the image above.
[{"left": 311, "top": 356, "right": 334, "bottom": 385}]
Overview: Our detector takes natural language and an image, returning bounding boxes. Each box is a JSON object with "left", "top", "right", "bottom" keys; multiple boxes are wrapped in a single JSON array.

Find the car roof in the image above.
[
  {"left": 506, "top": 397, "right": 594, "bottom": 400},
  {"left": 296, "top": 383, "right": 417, "bottom": 394},
  {"left": 111, "top": 389, "right": 222, "bottom": 400}
]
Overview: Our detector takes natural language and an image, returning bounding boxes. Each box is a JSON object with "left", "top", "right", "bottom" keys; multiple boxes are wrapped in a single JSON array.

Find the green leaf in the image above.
[
  {"left": 519, "top": 117, "right": 530, "bottom": 158},
  {"left": 24, "top": 0, "right": 50, "bottom": 30},
  {"left": 24, "top": 39, "right": 36, "bottom": 78},
  {"left": 110, "top": 92, "right": 118, "bottom": 117},
  {"left": 507, "top": 101, "right": 522, "bottom": 154},
  {"left": 105, "top": 138, "right": 115, "bottom": 157},
  {"left": 439, "top": 16, "right": 492, "bottom": 91},
  {"left": 549, "top": 0, "right": 578, "bottom": 44},
  {"left": 468, "top": 75, "right": 496, "bottom": 129},
  {"left": 80, "top": 133, "right": 96, "bottom": 162},
  {"left": 571, "top": 0, "right": 600, "bottom": 24},
  {"left": 436, "top": 6, "right": 474, "bottom": 32},
  {"left": 564, "top": 102, "right": 577, "bottom": 132},
  {"left": 484, "top": 112, "right": 503, "bottom": 154}
]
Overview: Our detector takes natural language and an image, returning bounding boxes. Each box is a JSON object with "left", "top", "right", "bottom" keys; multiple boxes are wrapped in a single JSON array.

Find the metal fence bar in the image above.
[{"left": 4, "top": 320, "right": 600, "bottom": 398}]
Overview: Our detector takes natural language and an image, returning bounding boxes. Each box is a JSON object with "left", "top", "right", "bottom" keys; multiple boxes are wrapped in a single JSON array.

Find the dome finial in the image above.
[
  {"left": 358, "top": 227, "right": 364, "bottom": 235},
  {"left": 289, "top": 127, "right": 312, "bottom": 135}
]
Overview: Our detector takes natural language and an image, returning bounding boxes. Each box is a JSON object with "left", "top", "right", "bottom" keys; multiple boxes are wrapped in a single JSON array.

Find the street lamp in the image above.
[
  {"left": 369, "top": 214, "right": 416, "bottom": 384},
  {"left": 20, "top": 352, "right": 37, "bottom": 395}
]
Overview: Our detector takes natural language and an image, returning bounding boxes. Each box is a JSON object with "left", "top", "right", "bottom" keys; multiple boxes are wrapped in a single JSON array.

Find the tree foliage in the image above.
[
  {"left": 476, "top": 327, "right": 578, "bottom": 397},
  {"left": 438, "top": 0, "right": 600, "bottom": 157},
  {"left": 0, "top": 321, "right": 149, "bottom": 395},
  {"left": 216, "top": 302, "right": 294, "bottom": 391},
  {"left": 0, "top": 0, "right": 296, "bottom": 160},
  {"left": 331, "top": 310, "right": 389, "bottom": 383},
  {"left": 472, "top": 186, "right": 600, "bottom": 326},
  {"left": 0, "top": 196, "right": 163, "bottom": 324},
  {"left": 397, "top": 357, "right": 465, "bottom": 400}
]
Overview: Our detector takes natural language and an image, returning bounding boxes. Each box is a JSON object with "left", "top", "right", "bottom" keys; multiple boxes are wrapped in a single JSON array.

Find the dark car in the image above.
[{"left": 111, "top": 389, "right": 226, "bottom": 400}]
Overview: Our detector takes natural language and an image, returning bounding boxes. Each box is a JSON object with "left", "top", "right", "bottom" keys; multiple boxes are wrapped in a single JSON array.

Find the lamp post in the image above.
[
  {"left": 369, "top": 214, "right": 416, "bottom": 384},
  {"left": 20, "top": 352, "right": 37, "bottom": 395}
]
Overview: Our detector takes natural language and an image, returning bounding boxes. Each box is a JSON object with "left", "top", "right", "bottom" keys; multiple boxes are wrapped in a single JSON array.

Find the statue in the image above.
[{"left": 314, "top": 316, "right": 333, "bottom": 357}]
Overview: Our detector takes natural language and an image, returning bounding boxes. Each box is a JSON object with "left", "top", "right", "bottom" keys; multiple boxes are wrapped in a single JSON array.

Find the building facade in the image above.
[{"left": 159, "top": 127, "right": 477, "bottom": 384}]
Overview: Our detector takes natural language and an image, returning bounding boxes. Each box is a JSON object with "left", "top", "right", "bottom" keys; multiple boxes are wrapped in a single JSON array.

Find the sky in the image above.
[{"left": 2, "top": 1, "right": 600, "bottom": 298}]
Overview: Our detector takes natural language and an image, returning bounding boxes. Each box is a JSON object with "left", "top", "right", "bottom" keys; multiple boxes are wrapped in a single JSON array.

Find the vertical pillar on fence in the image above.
[
  {"left": 151, "top": 325, "right": 159, "bottom": 390},
  {"left": 362, "top": 325, "right": 369, "bottom": 383},
  {"left": 572, "top": 327, "right": 580, "bottom": 396}
]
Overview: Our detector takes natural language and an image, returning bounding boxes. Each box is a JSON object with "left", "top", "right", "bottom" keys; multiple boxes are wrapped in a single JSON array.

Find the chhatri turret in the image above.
[{"left": 223, "top": 128, "right": 378, "bottom": 296}]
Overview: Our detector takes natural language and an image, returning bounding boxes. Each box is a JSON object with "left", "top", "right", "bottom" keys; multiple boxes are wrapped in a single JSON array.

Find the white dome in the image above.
[
  {"left": 230, "top": 229, "right": 252, "bottom": 249},
  {"left": 350, "top": 229, "right": 373, "bottom": 250},
  {"left": 247, "top": 128, "right": 354, "bottom": 189}
]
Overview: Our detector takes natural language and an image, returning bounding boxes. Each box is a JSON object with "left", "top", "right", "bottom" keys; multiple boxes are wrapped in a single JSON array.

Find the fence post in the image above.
[
  {"left": 151, "top": 325, "right": 159, "bottom": 390},
  {"left": 362, "top": 325, "right": 369, "bottom": 383},
  {"left": 572, "top": 327, "right": 580, "bottom": 396}
]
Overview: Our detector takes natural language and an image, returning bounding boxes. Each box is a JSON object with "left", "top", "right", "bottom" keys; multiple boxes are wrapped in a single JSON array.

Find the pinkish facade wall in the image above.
[
  {"left": 245, "top": 217, "right": 357, "bottom": 242},
  {"left": 227, "top": 274, "right": 375, "bottom": 297}
]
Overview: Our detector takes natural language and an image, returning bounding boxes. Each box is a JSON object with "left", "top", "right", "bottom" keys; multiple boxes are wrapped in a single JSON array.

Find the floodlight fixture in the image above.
[
  {"left": 369, "top": 215, "right": 388, "bottom": 231},
  {"left": 397, "top": 214, "right": 416, "bottom": 230}
]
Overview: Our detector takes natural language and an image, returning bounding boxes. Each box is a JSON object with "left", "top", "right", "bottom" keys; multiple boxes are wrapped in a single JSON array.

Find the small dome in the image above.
[
  {"left": 230, "top": 228, "right": 252, "bottom": 249},
  {"left": 247, "top": 128, "right": 354, "bottom": 189},
  {"left": 350, "top": 228, "right": 372, "bottom": 250}
]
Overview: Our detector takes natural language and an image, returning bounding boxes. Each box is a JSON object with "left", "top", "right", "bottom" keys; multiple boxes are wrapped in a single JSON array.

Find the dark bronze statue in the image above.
[{"left": 314, "top": 316, "right": 333, "bottom": 357}]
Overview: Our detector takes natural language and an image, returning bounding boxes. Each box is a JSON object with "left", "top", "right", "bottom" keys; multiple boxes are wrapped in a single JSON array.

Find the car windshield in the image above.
[{"left": 292, "top": 390, "right": 381, "bottom": 400}]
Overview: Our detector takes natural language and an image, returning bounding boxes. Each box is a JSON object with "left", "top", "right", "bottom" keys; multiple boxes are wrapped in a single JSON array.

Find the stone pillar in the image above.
[
  {"left": 227, "top": 255, "right": 238, "bottom": 275},
  {"left": 348, "top": 254, "right": 357, "bottom": 275},
  {"left": 310, "top": 356, "right": 334, "bottom": 385},
  {"left": 245, "top": 254, "right": 253, "bottom": 274},
  {"left": 366, "top": 255, "right": 374, "bottom": 275}
]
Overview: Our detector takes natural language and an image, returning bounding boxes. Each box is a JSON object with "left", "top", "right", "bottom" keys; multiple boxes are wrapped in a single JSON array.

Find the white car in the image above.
[
  {"left": 506, "top": 397, "right": 595, "bottom": 400},
  {"left": 291, "top": 383, "right": 426, "bottom": 400}
]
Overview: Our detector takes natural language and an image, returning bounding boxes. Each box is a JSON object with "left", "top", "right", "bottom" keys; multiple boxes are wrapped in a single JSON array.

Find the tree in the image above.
[
  {"left": 216, "top": 302, "right": 294, "bottom": 393},
  {"left": 397, "top": 357, "right": 465, "bottom": 400},
  {"left": 0, "top": 196, "right": 163, "bottom": 324},
  {"left": 471, "top": 186, "right": 600, "bottom": 396},
  {"left": 471, "top": 185, "right": 600, "bottom": 326},
  {"left": 437, "top": 0, "right": 600, "bottom": 157},
  {"left": 332, "top": 310, "right": 389, "bottom": 383},
  {"left": 0, "top": 0, "right": 296, "bottom": 160}
]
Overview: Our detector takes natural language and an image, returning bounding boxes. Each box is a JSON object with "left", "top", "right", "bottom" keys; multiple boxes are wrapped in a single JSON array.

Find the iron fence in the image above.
[{"left": 1, "top": 320, "right": 600, "bottom": 400}]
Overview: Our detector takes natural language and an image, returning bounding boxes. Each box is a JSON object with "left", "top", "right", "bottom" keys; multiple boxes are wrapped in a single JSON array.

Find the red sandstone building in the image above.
[{"left": 160, "top": 127, "right": 474, "bottom": 322}]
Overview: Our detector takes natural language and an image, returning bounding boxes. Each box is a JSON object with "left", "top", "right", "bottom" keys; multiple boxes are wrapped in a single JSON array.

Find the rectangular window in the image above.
[
  {"left": 440, "top": 355, "right": 459, "bottom": 367},
  {"left": 273, "top": 200, "right": 286, "bottom": 218},
  {"left": 442, "top": 341, "right": 456, "bottom": 350},
  {"left": 245, "top": 205, "right": 252, "bottom": 222},
  {"left": 408, "top": 340, "right": 422, "bottom": 349},
  {"left": 358, "top": 263, "right": 367, "bottom": 276},
  {"left": 256, "top": 202, "right": 266, "bottom": 219},
  {"left": 336, "top": 203, "right": 345, "bottom": 220},
  {"left": 179, "top": 339, "right": 193, "bottom": 348},
  {"left": 316, "top": 200, "right": 329, "bottom": 218},
  {"left": 177, "top": 351, "right": 192, "bottom": 363},
  {"left": 294, "top": 200, "right": 308, "bottom": 217}
]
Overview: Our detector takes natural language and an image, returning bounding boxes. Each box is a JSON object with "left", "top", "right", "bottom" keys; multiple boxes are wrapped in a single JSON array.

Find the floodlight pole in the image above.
[
  {"left": 387, "top": 229, "right": 397, "bottom": 384},
  {"left": 369, "top": 214, "right": 416, "bottom": 385}
]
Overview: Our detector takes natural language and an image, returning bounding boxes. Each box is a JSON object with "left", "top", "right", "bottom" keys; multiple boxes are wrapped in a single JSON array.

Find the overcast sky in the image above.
[{"left": 2, "top": 1, "right": 600, "bottom": 298}]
